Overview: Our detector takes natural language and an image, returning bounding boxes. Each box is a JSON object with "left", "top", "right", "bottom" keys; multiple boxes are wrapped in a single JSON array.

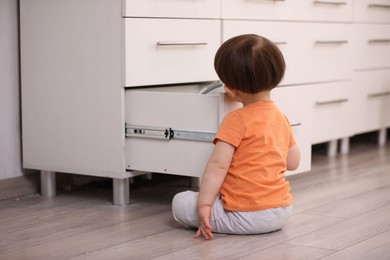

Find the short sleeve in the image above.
[{"left": 213, "top": 112, "right": 244, "bottom": 148}]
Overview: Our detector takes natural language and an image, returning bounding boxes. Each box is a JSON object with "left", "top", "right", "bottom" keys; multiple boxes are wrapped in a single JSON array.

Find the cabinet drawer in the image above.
[
  {"left": 122, "top": 0, "right": 220, "bottom": 19},
  {"left": 272, "top": 86, "right": 312, "bottom": 176},
  {"left": 311, "top": 81, "right": 354, "bottom": 144},
  {"left": 125, "top": 84, "right": 311, "bottom": 177},
  {"left": 353, "top": 24, "right": 390, "bottom": 70},
  {"left": 124, "top": 85, "right": 233, "bottom": 177},
  {"left": 354, "top": 0, "right": 390, "bottom": 23},
  {"left": 124, "top": 18, "right": 220, "bottom": 87},
  {"left": 222, "top": 0, "right": 353, "bottom": 22},
  {"left": 223, "top": 21, "right": 353, "bottom": 85},
  {"left": 354, "top": 69, "right": 390, "bottom": 135}
]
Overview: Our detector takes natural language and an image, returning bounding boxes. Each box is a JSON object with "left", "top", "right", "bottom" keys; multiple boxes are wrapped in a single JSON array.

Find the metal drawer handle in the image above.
[
  {"left": 156, "top": 41, "right": 208, "bottom": 46},
  {"left": 273, "top": 41, "right": 288, "bottom": 45},
  {"left": 246, "top": 0, "right": 286, "bottom": 2},
  {"left": 290, "top": 122, "right": 302, "bottom": 127},
  {"left": 368, "top": 39, "right": 390, "bottom": 44},
  {"left": 368, "top": 4, "right": 390, "bottom": 9},
  {"left": 368, "top": 91, "right": 390, "bottom": 98},
  {"left": 316, "top": 98, "right": 348, "bottom": 105},
  {"left": 313, "top": 1, "right": 347, "bottom": 5},
  {"left": 315, "top": 40, "right": 348, "bottom": 45}
]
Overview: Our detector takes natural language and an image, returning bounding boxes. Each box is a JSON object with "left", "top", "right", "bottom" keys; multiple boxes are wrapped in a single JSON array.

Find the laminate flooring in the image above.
[{"left": 1, "top": 134, "right": 390, "bottom": 259}]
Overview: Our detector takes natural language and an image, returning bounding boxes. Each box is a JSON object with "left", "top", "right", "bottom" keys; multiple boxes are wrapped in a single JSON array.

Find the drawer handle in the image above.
[
  {"left": 290, "top": 122, "right": 302, "bottom": 127},
  {"left": 315, "top": 40, "right": 348, "bottom": 45},
  {"left": 368, "top": 91, "right": 390, "bottom": 98},
  {"left": 199, "top": 81, "right": 223, "bottom": 94},
  {"left": 368, "top": 4, "right": 390, "bottom": 9},
  {"left": 273, "top": 41, "right": 288, "bottom": 45},
  {"left": 368, "top": 39, "right": 390, "bottom": 44},
  {"left": 156, "top": 41, "right": 208, "bottom": 46},
  {"left": 316, "top": 98, "right": 348, "bottom": 105},
  {"left": 313, "top": 0, "right": 347, "bottom": 5}
]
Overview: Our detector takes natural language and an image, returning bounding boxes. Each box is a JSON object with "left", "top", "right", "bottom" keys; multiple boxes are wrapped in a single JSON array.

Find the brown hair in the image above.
[{"left": 214, "top": 34, "right": 285, "bottom": 94}]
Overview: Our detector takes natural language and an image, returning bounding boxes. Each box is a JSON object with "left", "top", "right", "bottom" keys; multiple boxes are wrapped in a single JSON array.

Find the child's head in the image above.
[{"left": 214, "top": 34, "right": 285, "bottom": 94}]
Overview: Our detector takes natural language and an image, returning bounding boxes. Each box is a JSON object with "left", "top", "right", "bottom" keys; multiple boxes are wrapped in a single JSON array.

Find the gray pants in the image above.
[{"left": 172, "top": 191, "right": 293, "bottom": 235}]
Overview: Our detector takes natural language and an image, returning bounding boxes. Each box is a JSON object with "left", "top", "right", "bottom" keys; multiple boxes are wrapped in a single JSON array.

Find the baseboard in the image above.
[{"left": 0, "top": 174, "right": 40, "bottom": 200}]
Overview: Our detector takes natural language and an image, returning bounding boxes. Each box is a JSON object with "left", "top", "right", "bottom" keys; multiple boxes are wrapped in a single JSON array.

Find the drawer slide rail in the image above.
[{"left": 125, "top": 124, "right": 215, "bottom": 142}]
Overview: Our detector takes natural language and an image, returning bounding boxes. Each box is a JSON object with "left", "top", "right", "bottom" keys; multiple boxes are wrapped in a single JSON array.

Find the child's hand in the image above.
[{"left": 194, "top": 206, "right": 213, "bottom": 240}]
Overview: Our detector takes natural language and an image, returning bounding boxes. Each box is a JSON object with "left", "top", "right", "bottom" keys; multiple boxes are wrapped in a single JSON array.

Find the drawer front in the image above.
[
  {"left": 125, "top": 85, "right": 221, "bottom": 177},
  {"left": 354, "top": 0, "right": 390, "bottom": 23},
  {"left": 222, "top": 0, "right": 353, "bottom": 22},
  {"left": 223, "top": 21, "right": 353, "bottom": 85},
  {"left": 354, "top": 70, "right": 390, "bottom": 134},
  {"left": 353, "top": 24, "right": 390, "bottom": 70},
  {"left": 311, "top": 81, "right": 354, "bottom": 144},
  {"left": 122, "top": 0, "right": 220, "bottom": 19},
  {"left": 124, "top": 18, "right": 220, "bottom": 87},
  {"left": 272, "top": 86, "right": 312, "bottom": 176}
]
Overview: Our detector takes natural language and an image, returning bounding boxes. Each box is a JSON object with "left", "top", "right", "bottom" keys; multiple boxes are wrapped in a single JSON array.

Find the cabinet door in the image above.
[
  {"left": 354, "top": 70, "right": 390, "bottom": 135},
  {"left": 272, "top": 86, "right": 312, "bottom": 176},
  {"left": 222, "top": 0, "right": 353, "bottom": 22},
  {"left": 310, "top": 81, "right": 354, "bottom": 144},
  {"left": 223, "top": 21, "right": 353, "bottom": 86},
  {"left": 353, "top": 24, "right": 390, "bottom": 70},
  {"left": 354, "top": 0, "right": 390, "bottom": 23},
  {"left": 122, "top": 0, "right": 220, "bottom": 19},
  {"left": 124, "top": 18, "right": 220, "bottom": 87}
]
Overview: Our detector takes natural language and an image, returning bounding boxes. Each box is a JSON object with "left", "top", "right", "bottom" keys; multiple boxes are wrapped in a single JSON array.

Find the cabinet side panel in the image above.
[{"left": 20, "top": 0, "right": 126, "bottom": 177}]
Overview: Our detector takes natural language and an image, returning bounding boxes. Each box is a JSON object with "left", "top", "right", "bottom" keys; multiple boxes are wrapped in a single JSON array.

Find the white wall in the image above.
[{"left": 0, "top": 0, "right": 24, "bottom": 180}]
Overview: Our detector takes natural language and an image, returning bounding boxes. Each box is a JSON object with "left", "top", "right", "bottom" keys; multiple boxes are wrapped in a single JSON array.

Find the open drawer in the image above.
[{"left": 125, "top": 84, "right": 311, "bottom": 178}]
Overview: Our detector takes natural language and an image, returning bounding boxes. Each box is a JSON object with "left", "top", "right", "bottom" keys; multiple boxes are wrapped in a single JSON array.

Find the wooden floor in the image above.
[{"left": 1, "top": 134, "right": 390, "bottom": 259}]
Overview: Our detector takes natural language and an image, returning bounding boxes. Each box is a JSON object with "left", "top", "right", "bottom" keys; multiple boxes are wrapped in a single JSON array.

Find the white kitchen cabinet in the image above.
[
  {"left": 124, "top": 18, "right": 220, "bottom": 87},
  {"left": 21, "top": 0, "right": 388, "bottom": 205},
  {"left": 310, "top": 81, "right": 355, "bottom": 151},
  {"left": 222, "top": 0, "right": 353, "bottom": 22},
  {"left": 122, "top": 0, "right": 220, "bottom": 19},
  {"left": 223, "top": 20, "right": 353, "bottom": 85},
  {"left": 272, "top": 86, "right": 312, "bottom": 176},
  {"left": 353, "top": 70, "right": 390, "bottom": 135},
  {"left": 354, "top": 0, "right": 390, "bottom": 23}
]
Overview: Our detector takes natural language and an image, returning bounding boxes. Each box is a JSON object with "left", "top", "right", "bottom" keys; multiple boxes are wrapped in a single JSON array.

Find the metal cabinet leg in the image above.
[
  {"left": 113, "top": 178, "right": 130, "bottom": 206},
  {"left": 378, "top": 128, "right": 387, "bottom": 147},
  {"left": 340, "top": 137, "right": 350, "bottom": 155},
  {"left": 327, "top": 140, "right": 338, "bottom": 157},
  {"left": 41, "top": 171, "right": 56, "bottom": 197}
]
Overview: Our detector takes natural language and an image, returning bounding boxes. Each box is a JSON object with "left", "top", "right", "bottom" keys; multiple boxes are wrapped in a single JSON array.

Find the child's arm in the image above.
[
  {"left": 194, "top": 140, "right": 235, "bottom": 240},
  {"left": 287, "top": 144, "right": 300, "bottom": 171}
]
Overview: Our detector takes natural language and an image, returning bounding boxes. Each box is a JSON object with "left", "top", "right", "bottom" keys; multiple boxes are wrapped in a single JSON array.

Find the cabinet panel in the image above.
[
  {"left": 354, "top": 0, "right": 390, "bottom": 23},
  {"left": 354, "top": 69, "right": 390, "bottom": 135},
  {"left": 223, "top": 20, "right": 353, "bottom": 85},
  {"left": 124, "top": 18, "right": 220, "bottom": 87},
  {"left": 353, "top": 24, "right": 390, "bottom": 70},
  {"left": 272, "top": 86, "right": 312, "bottom": 176},
  {"left": 222, "top": 0, "right": 353, "bottom": 22},
  {"left": 310, "top": 81, "right": 354, "bottom": 144},
  {"left": 122, "top": 0, "right": 220, "bottom": 19}
]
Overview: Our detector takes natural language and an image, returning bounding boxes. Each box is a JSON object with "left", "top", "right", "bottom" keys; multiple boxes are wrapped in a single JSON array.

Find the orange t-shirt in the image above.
[{"left": 214, "top": 100, "right": 295, "bottom": 211}]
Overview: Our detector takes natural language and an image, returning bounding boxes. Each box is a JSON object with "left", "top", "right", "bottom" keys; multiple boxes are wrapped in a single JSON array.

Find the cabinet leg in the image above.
[
  {"left": 113, "top": 178, "right": 130, "bottom": 206},
  {"left": 327, "top": 140, "right": 338, "bottom": 157},
  {"left": 41, "top": 171, "right": 56, "bottom": 197},
  {"left": 340, "top": 137, "right": 350, "bottom": 155},
  {"left": 378, "top": 128, "right": 387, "bottom": 147}
]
